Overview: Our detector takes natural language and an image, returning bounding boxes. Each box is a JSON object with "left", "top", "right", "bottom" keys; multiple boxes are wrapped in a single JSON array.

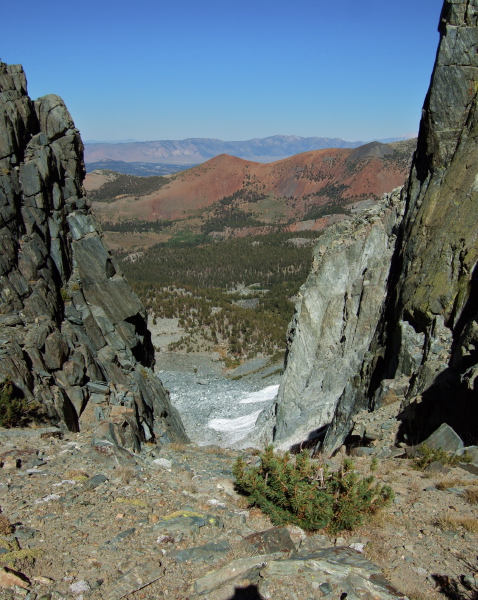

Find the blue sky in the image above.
[{"left": 3, "top": 0, "right": 443, "bottom": 142}]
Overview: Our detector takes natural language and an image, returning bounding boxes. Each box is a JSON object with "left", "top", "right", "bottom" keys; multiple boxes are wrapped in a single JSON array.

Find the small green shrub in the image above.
[
  {"left": 233, "top": 446, "right": 394, "bottom": 533},
  {"left": 0, "top": 380, "right": 39, "bottom": 428},
  {"left": 60, "top": 287, "right": 71, "bottom": 302},
  {"left": 413, "top": 444, "right": 471, "bottom": 469}
]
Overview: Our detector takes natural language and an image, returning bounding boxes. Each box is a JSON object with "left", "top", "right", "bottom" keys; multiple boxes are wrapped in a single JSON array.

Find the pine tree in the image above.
[{"left": 233, "top": 447, "right": 394, "bottom": 534}]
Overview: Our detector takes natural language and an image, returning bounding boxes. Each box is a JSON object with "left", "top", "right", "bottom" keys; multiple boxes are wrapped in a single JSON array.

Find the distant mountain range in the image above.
[
  {"left": 85, "top": 139, "right": 415, "bottom": 251},
  {"left": 84, "top": 160, "right": 196, "bottom": 177},
  {"left": 84, "top": 134, "right": 414, "bottom": 175}
]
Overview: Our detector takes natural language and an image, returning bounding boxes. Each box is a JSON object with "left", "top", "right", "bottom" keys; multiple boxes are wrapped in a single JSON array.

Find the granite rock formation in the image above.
[
  {"left": 269, "top": 0, "right": 478, "bottom": 454},
  {"left": 264, "top": 190, "right": 405, "bottom": 450},
  {"left": 0, "top": 63, "right": 188, "bottom": 449}
]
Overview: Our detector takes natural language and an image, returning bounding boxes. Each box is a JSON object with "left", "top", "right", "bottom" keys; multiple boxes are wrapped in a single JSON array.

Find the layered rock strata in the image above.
[
  {"left": 0, "top": 63, "right": 188, "bottom": 449},
  {"left": 270, "top": 0, "right": 478, "bottom": 454}
]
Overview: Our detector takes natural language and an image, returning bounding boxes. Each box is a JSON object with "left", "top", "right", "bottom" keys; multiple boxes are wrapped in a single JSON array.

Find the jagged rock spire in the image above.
[
  {"left": 269, "top": 0, "right": 478, "bottom": 453},
  {"left": 0, "top": 63, "right": 188, "bottom": 449}
]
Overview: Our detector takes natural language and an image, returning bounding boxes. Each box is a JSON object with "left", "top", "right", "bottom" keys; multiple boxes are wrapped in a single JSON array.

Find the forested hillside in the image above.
[
  {"left": 86, "top": 140, "right": 413, "bottom": 252},
  {"left": 87, "top": 170, "right": 171, "bottom": 202},
  {"left": 87, "top": 140, "right": 414, "bottom": 364},
  {"left": 117, "top": 231, "right": 323, "bottom": 362}
]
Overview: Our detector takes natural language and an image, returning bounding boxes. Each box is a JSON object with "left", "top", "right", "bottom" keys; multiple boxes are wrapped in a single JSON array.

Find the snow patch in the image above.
[
  {"left": 239, "top": 384, "right": 279, "bottom": 404},
  {"left": 207, "top": 410, "right": 263, "bottom": 445},
  {"left": 207, "top": 385, "right": 279, "bottom": 445}
]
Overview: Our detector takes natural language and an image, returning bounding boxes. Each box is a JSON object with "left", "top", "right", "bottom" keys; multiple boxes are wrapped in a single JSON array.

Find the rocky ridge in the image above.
[
  {"left": 0, "top": 63, "right": 188, "bottom": 449},
  {"left": 268, "top": 0, "right": 478, "bottom": 455}
]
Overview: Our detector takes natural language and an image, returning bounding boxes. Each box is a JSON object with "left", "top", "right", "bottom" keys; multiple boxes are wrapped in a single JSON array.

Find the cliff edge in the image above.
[
  {"left": 0, "top": 63, "right": 188, "bottom": 449},
  {"left": 270, "top": 0, "right": 478, "bottom": 453},
  {"left": 364, "top": 0, "right": 478, "bottom": 448}
]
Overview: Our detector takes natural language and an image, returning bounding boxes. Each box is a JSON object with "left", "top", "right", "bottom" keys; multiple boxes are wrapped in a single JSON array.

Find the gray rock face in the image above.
[
  {"left": 270, "top": 0, "right": 478, "bottom": 453},
  {"left": 0, "top": 63, "right": 188, "bottom": 449},
  {"left": 264, "top": 189, "right": 404, "bottom": 451},
  {"left": 367, "top": 0, "right": 478, "bottom": 447},
  {"left": 421, "top": 423, "right": 464, "bottom": 453}
]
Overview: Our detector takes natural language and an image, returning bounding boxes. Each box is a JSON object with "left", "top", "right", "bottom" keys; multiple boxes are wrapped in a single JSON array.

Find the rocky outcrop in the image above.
[
  {"left": 264, "top": 189, "right": 405, "bottom": 451},
  {"left": 269, "top": 0, "right": 478, "bottom": 454},
  {"left": 0, "top": 63, "right": 188, "bottom": 449},
  {"left": 365, "top": 0, "right": 478, "bottom": 448}
]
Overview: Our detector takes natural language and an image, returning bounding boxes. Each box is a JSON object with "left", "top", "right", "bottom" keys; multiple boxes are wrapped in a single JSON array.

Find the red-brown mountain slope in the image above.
[{"left": 86, "top": 140, "right": 414, "bottom": 245}]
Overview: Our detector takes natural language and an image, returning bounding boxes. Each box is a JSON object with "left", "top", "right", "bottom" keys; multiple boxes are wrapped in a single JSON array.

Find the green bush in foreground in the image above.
[
  {"left": 0, "top": 380, "right": 39, "bottom": 428},
  {"left": 233, "top": 446, "right": 394, "bottom": 533}
]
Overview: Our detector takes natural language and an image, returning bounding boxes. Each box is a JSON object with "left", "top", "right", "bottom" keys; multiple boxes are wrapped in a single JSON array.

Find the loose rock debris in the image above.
[{"left": 0, "top": 426, "right": 477, "bottom": 599}]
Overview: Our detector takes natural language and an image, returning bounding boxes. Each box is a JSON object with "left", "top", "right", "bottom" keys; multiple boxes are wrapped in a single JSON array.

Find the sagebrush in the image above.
[{"left": 233, "top": 446, "right": 394, "bottom": 533}]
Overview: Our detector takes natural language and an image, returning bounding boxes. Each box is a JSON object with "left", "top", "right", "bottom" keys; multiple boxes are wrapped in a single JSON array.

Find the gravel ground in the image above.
[{"left": 1, "top": 429, "right": 477, "bottom": 600}]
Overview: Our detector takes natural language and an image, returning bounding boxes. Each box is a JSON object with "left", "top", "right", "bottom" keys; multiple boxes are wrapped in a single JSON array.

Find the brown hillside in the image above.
[{"left": 86, "top": 140, "right": 414, "bottom": 244}]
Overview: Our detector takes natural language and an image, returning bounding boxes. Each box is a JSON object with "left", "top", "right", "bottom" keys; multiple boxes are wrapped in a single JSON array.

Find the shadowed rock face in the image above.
[
  {"left": 270, "top": 0, "right": 478, "bottom": 453},
  {"left": 369, "top": 0, "right": 478, "bottom": 447},
  {"left": 0, "top": 63, "right": 188, "bottom": 449}
]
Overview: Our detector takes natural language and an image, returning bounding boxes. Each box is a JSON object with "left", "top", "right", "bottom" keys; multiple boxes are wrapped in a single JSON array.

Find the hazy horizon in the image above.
[
  {"left": 83, "top": 133, "right": 417, "bottom": 145},
  {"left": 4, "top": 0, "right": 442, "bottom": 142}
]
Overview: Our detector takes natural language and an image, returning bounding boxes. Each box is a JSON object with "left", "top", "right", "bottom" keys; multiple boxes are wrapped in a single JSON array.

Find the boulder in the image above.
[{"left": 421, "top": 423, "right": 464, "bottom": 453}]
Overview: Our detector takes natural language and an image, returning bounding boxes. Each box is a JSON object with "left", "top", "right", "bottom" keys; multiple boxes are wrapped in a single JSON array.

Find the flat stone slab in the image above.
[
  {"left": 173, "top": 540, "right": 231, "bottom": 563},
  {"left": 194, "top": 553, "right": 283, "bottom": 595},
  {"left": 459, "top": 462, "right": 478, "bottom": 476},
  {"left": 105, "top": 562, "right": 165, "bottom": 600},
  {"left": 421, "top": 423, "right": 464, "bottom": 453},
  {"left": 259, "top": 548, "right": 408, "bottom": 600}
]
